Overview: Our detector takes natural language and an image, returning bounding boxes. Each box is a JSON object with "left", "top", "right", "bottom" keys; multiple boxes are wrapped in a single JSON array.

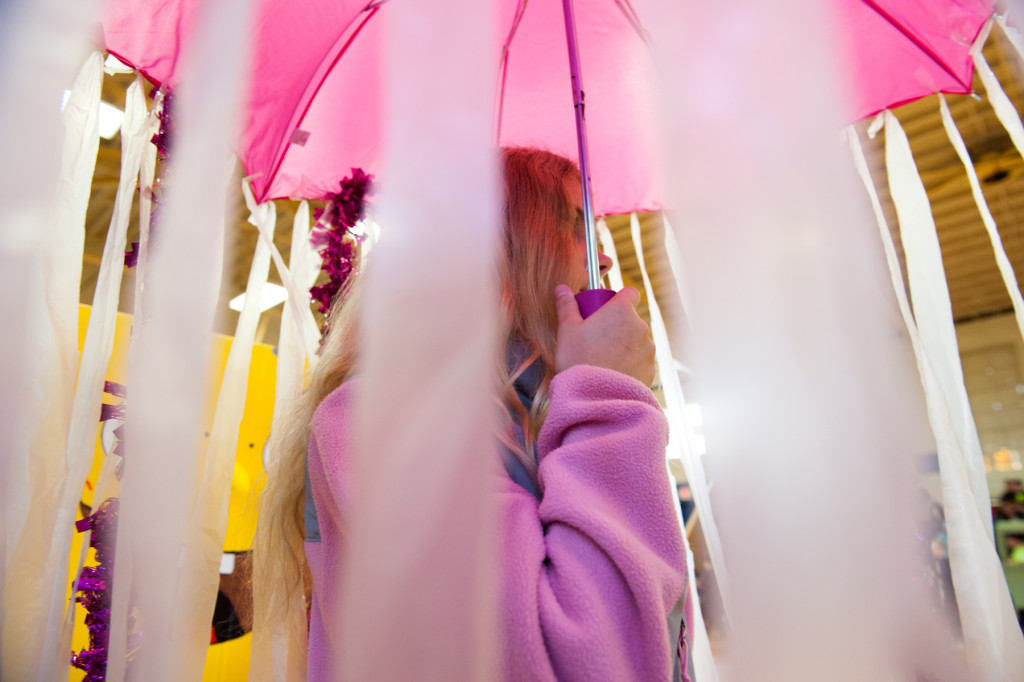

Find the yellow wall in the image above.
[{"left": 69, "top": 306, "right": 276, "bottom": 680}]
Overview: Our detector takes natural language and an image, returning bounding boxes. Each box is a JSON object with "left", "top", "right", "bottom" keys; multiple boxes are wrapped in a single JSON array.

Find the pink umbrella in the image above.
[
  {"left": 102, "top": 0, "right": 994, "bottom": 215},
  {"left": 837, "top": 0, "right": 994, "bottom": 120}
]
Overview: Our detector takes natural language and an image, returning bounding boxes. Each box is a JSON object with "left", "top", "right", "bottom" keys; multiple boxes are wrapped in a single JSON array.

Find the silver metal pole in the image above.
[{"left": 562, "top": 0, "right": 602, "bottom": 291}]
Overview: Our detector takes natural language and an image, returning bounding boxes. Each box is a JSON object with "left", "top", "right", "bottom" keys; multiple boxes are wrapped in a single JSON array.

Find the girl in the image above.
[{"left": 253, "top": 147, "right": 693, "bottom": 680}]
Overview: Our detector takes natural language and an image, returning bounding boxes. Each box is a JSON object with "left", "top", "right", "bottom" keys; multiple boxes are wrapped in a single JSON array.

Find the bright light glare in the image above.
[
  {"left": 229, "top": 283, "right": 288, "bottom": 313},
  {"left": 60, "top": 91, "right": 125, "bottom": 140},
  {"left": 98, "top": 101, "right": 124, "bottom": 139},
  {"left": 692, "top": 434, "right": 707, "bottom": 456},
  {"left": 683, "top": 403, "right": 703, "bottom": 428}
]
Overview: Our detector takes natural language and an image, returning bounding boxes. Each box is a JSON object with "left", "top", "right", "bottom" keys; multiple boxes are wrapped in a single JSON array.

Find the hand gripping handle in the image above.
[{"left": 574, "top": 288, "right": 616, "bottom": 320}]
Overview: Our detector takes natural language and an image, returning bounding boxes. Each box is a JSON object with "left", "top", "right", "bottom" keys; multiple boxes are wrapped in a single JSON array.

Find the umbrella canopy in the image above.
[
  {"left": 102, "top": 0, "right": 994, "bottom": 215},
  {"left": 103, "top": 0, "right": 661, "bottom": 215},
  {"left": 838, "top": 0, "right": 994, "bottom": 120}
]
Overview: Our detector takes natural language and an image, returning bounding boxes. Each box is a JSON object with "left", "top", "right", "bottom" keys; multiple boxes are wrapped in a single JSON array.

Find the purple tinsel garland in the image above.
[
  {"left": 70, "top": 498, "right": 120, "bottom": 682},
  {"left": 70, "top": 381, "right": 128, "bottom": 680},
  {"left": 125, "top": 91, "right": 172, "bottom": 268},
  {"left": 309, "top": 168, "right": 373, "bottom": 322}
]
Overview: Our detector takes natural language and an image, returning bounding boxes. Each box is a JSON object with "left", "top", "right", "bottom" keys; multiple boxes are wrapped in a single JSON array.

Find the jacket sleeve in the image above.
[{"left": 497, "top": 364, "right": 687, "bottom": 681}]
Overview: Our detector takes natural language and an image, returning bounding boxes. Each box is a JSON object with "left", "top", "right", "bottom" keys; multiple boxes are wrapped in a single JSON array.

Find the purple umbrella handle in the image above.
[{"left": 575, "top": 288, "right": 616, "bottom": 319}]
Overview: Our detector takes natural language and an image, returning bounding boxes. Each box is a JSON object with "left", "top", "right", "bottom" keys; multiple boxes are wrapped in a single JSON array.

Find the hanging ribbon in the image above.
[
  {"left": 627, "top": 212, "right": 720, "bottom": 682},
  {"left": 106, "top": 0, "right": 255, "bottom": 673},
  {"left": 249, "top": 201, "right": 318, "bottom": 682},
  {"left": 51, "top": 76, "right": 150, "bottom": 674},
  {"left": 938, "top": 94, "right": 1024, "bottom": 344},
  {"left": 177, "top": 181, "right": 276, "bottom": 682},
  {"left": 879, "top": 112, "right": 1024, "bottom": 679},
  {"left": 242, "top": 180, "right": 320, "bottom": 360},
  {"left": 270, "top": 201, "right": 319, "bottom": 436},
  {"left": 131, "top": 88, "right": 163, "bottom": 319},
  {"left": 997, "top": 13, "right": 1024, "bottom": 63},
  {"left": 596, "top": 217, "right": 625, "bottom": 290},
  {"left": 1, "top": 50, "right": 102, "bottom": 682},
  {"left": 883, "top": 110, "right": 990, "bottom": 528},
  {"left": 660, "top": 213, "right": 728, "bottom": 606},
  {"left": 972, "top": 18, "right": 1024, "bottom": 162}
]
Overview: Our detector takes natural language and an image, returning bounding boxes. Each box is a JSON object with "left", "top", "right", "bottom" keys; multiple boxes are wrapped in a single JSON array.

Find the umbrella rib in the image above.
[
  {"left": 613, "top": 0, "right": 652, "bottom": 46},
  {"left": 859, "top": 0, "right": 975, "bottom": 91},
  {"left": 496, "top": 0, "right": 529, "bottom": 143}
]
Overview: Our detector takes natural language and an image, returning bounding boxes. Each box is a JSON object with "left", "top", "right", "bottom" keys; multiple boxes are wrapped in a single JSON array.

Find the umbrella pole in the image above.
[{"left": 562, "top": 0, "right": 602, "bottom": 292}]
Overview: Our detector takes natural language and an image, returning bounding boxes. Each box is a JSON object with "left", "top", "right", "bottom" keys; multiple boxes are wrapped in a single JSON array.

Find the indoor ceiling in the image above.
[{"left": 80, "top": 24, "right": 1024, "bottom": 348}]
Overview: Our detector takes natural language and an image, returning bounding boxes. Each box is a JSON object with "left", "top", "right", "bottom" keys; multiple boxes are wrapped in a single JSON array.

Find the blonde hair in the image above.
[
  {"left": 252, "top": 146, "right": 583, "bottom": 627},
  {"left": 497, "top": 147, "right": 582, "bottom": 485}
]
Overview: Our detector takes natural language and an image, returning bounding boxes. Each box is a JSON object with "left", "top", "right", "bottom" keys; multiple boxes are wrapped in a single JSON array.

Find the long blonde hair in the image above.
[{"left": 252, "top": 146, "right": 583, "bottom": 626}]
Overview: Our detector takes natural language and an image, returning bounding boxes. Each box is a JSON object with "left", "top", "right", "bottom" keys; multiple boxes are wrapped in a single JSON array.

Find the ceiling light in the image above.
[
  {"left": 97, "top": 101, "right": 124, "bottom": 139},
  {"left": 229, "top": 283, "right": 288, "bottom": 313}
]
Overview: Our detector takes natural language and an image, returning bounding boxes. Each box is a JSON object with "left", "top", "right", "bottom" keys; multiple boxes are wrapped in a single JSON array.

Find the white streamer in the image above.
[
  {"left": 63, "top": 84, "right": 161, "bottom": 673},
  {"left": 883, "top": 111, "right": 1024, "bottom": 679},
  {"left": 1, "top": 49, "right": 101, "bottom": 681},
  {"left": 186, "top": 186, "right": 275, "bottom": 674},
  {"left": 628, "top": 212, "right": 720, "bottom": 681},
  {"left": 659, "top": 213, "right": 726, "bottom": 600},
  {"left": 276, "top": 200, "right": 319, "bottom": 423},
  {"left": 972, "top": 19, "right": 1024, "bottom": 163},
  {"left": 106, "top": 0, "right": 255, "bottom": 676},
  {"left": 883, "top": 111, "right": 990, "bottom": 533},
  {"left": 51, "top": 76, "right": 148, "bottom": 670},
  {"left": 133, "top": 88, "right": 163, "bottom": 323},
  {"left": 939, "top": 94, "right": 1024, "bottom": 343},
  {"left": 339, "top": 0, "right": 500, "bottom": 678},
  {"left": 845, "top": 127, "right": 912, "bottom": 323},
  {"left": 596, "top": 216, "right": 625, "bottom": 290},
  {"left": 660, "top": 215, "right": 692, "bottom": 331},
  {"left": 242, "top": 180, "right": 320, "bottom": 360},
  {"left": 249, "top": 198, "right": 317, "bottom": 682},
  {"left": 997, "top": 13, "right": 1024, "bottom": 63}
]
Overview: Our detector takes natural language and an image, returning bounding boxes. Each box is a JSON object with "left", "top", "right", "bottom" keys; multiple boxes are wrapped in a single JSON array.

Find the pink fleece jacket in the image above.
[{"left": 305, "top": 364, "right": 690, "bottom": 681}]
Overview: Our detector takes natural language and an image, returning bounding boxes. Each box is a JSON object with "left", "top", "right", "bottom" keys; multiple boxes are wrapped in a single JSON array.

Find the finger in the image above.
[
  {"left": 611, "top": 286, "right": 642, "bottom": 308},
  {"left": 554, "top": 284, "right": 582, "bottom": 326}
]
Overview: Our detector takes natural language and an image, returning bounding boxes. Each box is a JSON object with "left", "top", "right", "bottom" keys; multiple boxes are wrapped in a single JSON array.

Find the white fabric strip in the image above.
[
  {"left": 997, "top": 13, "right": 1024, "bottom": 63},
  {"left": 63, "top": 85, "right": 161, "bottom": 674},
  {"left": 47, "top": 77, "right": 148, "bottom": 672},
  {"left": 596, "top": 216, "right": 625, "bottom": 290},
  {"left": 971, "top": 19, "right": 1024, "bottom": 163},
  {"left": 884, "top": 111, "right": 990, "bottom": 533},
  {"left": 242, "top": 180, "right": 320, "bottom": 360},
  {"left": 250, "top": 199, "right": 318, "bottom": 682},
  {"left": 659, "top": 212, "right": 727, "bottom": 607},
  {"left": 939, "top": 94, "right": 1024, "bottom": 343},
  {"left": 883, "top": 111, "right": 1024, "bottom": 678},
  {"left": 133, "top": 88, "right": 163, "bottom": 323},
  {"left": 660, "top": 214, "right": 692, "bottom": 330},
  {"left": 628, "top": 212, "right": 720, "bottom": 681},
  {"left": 105, "top": 0, "right": 254, "bottom": 676},
  {"left": 844, "top": 127, "right": 911, "bottom": 318},
  {"left": 645, "top": 2, "right": 980, "bottom": 676},
  {"left": 339, "top": 0, "right": 499, "bottom": 677},
  {"left": 275, "top": 200, "right": 319, "bottom": 428},
  {"left": 188, "top": 188, "right": 274, "bottom": 676},
  {"left": 0, "top": 50, "right": 101, "bottom": 681}
]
